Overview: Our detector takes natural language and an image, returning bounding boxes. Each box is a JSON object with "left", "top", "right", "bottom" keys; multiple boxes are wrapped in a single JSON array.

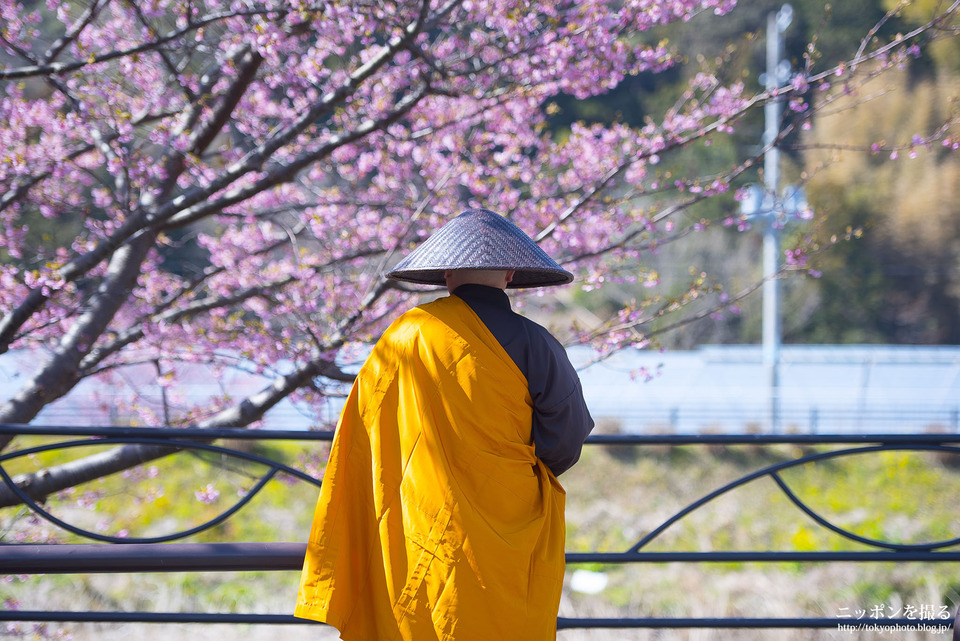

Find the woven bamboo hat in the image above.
[{"left": 386, "top": 208, "right": 573, "bottom": 288}]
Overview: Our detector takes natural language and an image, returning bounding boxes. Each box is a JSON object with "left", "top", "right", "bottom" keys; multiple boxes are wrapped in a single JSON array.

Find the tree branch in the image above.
[
  {"left": 0, "top": 231, "right": 159, "bottom": 432},
  {"left": 1, "top": 2, "right": 441, "bottom": 353},
  {"left": 76, "top": 274, "right": 297, "bottom": 376},
  {"left": 187, "top": 46, "right": 264, "bottom": 156},
  {"left": 0, "top": 7, "right": 304, "bottom": 80},
  {"left": 43, "top": 0, "right": 112, "bottom": 64},
  {"left": 0, "top": 278, "right": 397, "bottom": 508},
  {"left": 161, "top": 81, "right": 431, "bottom": 230}
]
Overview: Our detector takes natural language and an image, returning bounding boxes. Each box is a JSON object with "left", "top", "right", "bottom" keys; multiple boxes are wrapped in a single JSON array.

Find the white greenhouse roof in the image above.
[
  {"left": 572, "top": 345, "right": 960, "bottom": 434},
  {"left": 3, "top": 345, "right": 960, "bottom": 434}
]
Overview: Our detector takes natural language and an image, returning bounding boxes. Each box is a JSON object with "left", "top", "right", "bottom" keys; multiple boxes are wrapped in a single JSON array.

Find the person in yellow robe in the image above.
[{"left": 296, "top": 208, "right": 594, "bottom": 640}]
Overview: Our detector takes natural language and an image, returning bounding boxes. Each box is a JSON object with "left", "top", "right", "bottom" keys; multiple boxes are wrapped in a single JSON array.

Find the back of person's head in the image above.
[{"left": 443, "top": 268, "right": 514, "bottom": 292}]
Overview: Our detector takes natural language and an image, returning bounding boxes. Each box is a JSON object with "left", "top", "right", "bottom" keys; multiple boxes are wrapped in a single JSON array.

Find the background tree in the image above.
[
  {"left": 800, "top": 63, "right": 960, "bottom": 343},
  {"left": 0, "top": 0, "right": 957, "bottom": 510}
]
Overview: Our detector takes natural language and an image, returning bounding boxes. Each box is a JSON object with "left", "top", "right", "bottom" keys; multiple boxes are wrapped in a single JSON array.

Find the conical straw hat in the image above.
[{"left": 386, "top": 208, "right": 573, "bottom": 288}]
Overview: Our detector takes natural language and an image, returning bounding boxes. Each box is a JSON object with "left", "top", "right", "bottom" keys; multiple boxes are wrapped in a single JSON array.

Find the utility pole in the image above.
[
  {"left": 764, "top": 5, "right": 789, "bottom": 433},
  {"left": 741, "top": 5, "right": 805, "bottom": 433}
]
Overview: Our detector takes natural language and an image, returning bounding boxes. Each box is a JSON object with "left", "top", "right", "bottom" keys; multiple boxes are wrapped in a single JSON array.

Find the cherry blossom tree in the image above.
[{"left": 1, "top": 0, "right": 957, "bottom": 509}]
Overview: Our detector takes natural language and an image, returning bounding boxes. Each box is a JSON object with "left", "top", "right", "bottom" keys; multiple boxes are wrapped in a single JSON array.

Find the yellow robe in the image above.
[{"left": 295, "top": 295, "right": 567, "bottom": 640}]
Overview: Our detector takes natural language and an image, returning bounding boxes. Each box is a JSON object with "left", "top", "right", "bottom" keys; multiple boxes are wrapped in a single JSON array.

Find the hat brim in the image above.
[
  {"left": 387, "top": 267, "right": 574, "bottom": 289},
  {"left": 385, "top": 208, "right": 574, "bottom": 289}
]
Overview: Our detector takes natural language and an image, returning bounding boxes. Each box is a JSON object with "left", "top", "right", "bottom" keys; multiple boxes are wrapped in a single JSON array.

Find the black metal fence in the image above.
[{"left": 1, "top": 424, "right": 958, "bottom": 633}]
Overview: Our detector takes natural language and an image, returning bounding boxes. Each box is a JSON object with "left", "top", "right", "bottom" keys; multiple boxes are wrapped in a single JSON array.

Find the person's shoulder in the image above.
[
  {"left": 375, "top": 304, "right": 428, "bottom": 343},
  {"left": 516, "top": 313, "right": 567, "bottom": 352},
  {"left": 416, "top": 295, "right": 454, "bottom": 313},
  {"left": 382, "top": 297, "right": 457, "bottom": 337}
]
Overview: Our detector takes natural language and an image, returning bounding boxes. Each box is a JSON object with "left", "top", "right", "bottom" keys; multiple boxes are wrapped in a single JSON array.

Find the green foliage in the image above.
[
  {"left": 885, "top": 0, "right": 960, "bottom": 73},
  {"left": 801, "top": 61, "right": 960, "bottom": 344},
  {"left": 790, "top": 185, "right": 893, "bottom": 344}
]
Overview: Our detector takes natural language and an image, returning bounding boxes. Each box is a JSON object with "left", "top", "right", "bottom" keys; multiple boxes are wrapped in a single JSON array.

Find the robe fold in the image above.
[{"left": 295, "top": 295, "right": 567, "bottom": 640}]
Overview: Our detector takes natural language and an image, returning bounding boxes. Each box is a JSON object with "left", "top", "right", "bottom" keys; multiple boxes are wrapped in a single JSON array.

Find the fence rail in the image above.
[
  {"left": 1, "top": 424, "right": 959, "bottom": 632},
  {"left": 591, "top": 405, "right": 960, "bottom": 434}
]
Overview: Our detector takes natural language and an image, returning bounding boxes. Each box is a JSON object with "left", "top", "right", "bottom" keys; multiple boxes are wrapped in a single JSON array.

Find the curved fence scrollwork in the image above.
[
  {"left": 0, "top": 430, "right": 325, "bottom": 544},
  {"left": 626, "top": 440, "right": 960, "bottom": 555},
  {"left": 0, "top": 424, "right": 958, "bottom": 631}
]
